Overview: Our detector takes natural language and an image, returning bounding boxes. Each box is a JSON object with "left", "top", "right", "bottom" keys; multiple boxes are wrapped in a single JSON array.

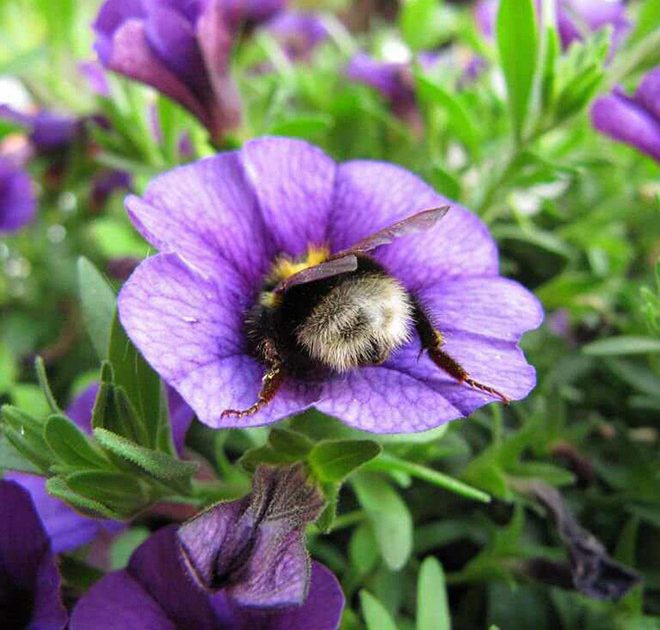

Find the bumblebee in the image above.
[{"left": 222, "top": 207, "right": 509, "bottom": 418}]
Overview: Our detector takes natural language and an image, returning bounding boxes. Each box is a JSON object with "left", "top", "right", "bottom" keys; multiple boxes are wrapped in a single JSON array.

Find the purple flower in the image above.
[
  {"left": 0, "top": 480, "right": 68, "bottom": 629},
  {"left": 346, "top": 53, "right": 416, "bottom": 119},
  {"left": 90, "top": 169, "right": 132, "bottom": 212},
  {"left": 79, "top": 60, "right": 112, "bottom": 98},
  {"left": 0, "top": 105, "right": 78, "bottom": 154},
  {"left": 71, "top": 466, "right": 344, "bottom": 630},
  {"left": 93, "top": 0, "right": 243, "bottom": 143},
  {"left": 118, "top": 137, "right": 542, "bottom": 433},
  {"left": 0, "top": 156, "right": 36, "bottom": 234},
  {"left": 590, "top": 67, "right": 660, "bottom": 162},
  {"left": 264, "top": 11, "right": 329, "bottom": 61},
  {"left": 222, "top": 0, "right": 286, "bottom": 30},
  {"left": 5, "top": 384, "right": 117, "bottom": 553},
  {"left": 474, "top": 0, "right": 629, "bottom": 51}
]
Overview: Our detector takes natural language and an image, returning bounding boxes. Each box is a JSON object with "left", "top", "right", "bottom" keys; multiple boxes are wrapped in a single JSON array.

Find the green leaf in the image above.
[
  {"left": 34, "top": 356, "right": 61, "bottom": 414},
  {"left": 92, "top": 381, "right": 147, "bottom": 446},
  {"left": 1, "top": 406, "right": 52, "bottom": 472},
  {"left": 65, "top": 469, "right": 148, "bottom": 513},
  {"left": 268, "top": 428, "right": 313, "bottom": 459},
  {"left": 77, "top": 257, "right": 116, "bottom": 359},
  {"left": 360, "top": 590, "right": 399, "bottom": 630},
  {"left": 109, "top": 527, "right": 151, "bottom": 570},
  {"left": 44, "top": 415, "right": 109, "bottom": 469},
  {"left": 349, "top": 523, "right": 380, "bottom": 576},
  {"left": 316, "top": 482, "right": 340, "bottom": 532},
  {"left": 239, "top": 444, "right": 302, "bottom": 471},
  {"left": 0, "top": 434, "right": 40, "bottom": 473},
  {"left": 268, "top": 114, "right": 332, "bottom": 139},
  {"left": 46, "top": 476, "right": 124, "bottom": 520},
  {"left": 107, "top": 316, "right": 170, "bottom": 451},
  {"left": 540, "top": 26, "right": 559, "bottom": 111},
  {"left": 352, "top": 473, "right": 413, "bottom": 571},
  {"left": 632, "top": 0, "right": 660, "bottom": 42},
  {"left": 415, "top": 74, "right": 479, "bottom": 156},
  {"left": 399, "top": 0, "right": 443, "bottom": 51},
  {"left": 583, "top": 336, "right": 660, "bottom": 356},
  {"left": 496, "top": 0, "right": 538, "bottom": 140},
  {"left": 0, "top": 342, "right": 17, "bottom": 394},
  {"left": 94, "top": 428, "right": 197, "bottom": 489},
  {"left": 309, "top": 439, "right": 382, "bottom": 483},
  {"left": 417, "top": 557, "right": 451, "bottom": 630}
]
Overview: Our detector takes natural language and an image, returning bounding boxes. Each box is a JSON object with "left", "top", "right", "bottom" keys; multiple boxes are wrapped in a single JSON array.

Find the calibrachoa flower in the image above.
[
  {"left": 264, "top": 11, "right": 329, "bottom": 62},
  {"left": 118, "top": 137, "right": 542, "bottom": 432},
  {"left": 475, "top": 0, "right": 630, "bottom": 52},
  {"left": 0, "top": 156, "right": 36, "bottom": 234},
  {"left": 71, "top": 465, "right": 344, "bottom": 630},
  {"left": 93, "top": 0, "right": 243, "bottom": 143},
  {"left": 590, "top": 67, "right": 660, "bottom": 163},
  {"left": 0, "top": 105, "right": 78, "bottom": 155},
  {"left": 0, "top": 480, "right": 68, "bottom": 629},
  {"left": 5, "top": 382, "right": 193, "bottom": 553}
]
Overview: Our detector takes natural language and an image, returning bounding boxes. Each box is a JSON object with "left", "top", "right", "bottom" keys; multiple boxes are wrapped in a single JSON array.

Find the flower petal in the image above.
[
  {"left": 591, "top": 91, "right": 660, "bottom": 162},
  {"left": 0, "top": 480, "right": 67, "bottom": 629},
  {"left": 240, "top": 137, "right": 336, "bottom": 257},
  {"left": 3, "top": 473, "right": 102, "bottom": 554},
  {"left": 0, "top": 158, "right": 36, "bottom": 234},
  {"left": 635, "top": 66, "right": 660, "bottom": 122},
  {"left": 127, "top": 526, "right": 217, "bottom": 629},
  {"left": 93, "top": 0, "right": 145, "bottom": 62},
  {"left": 330, "top": 160, "right": 498, "bottom": 291},
  {"left": 118, "top": 253, "right": 320, "bottom": 428},
  {"left": 126, "top": 151, "right": 271, "bottom": 286},
  {"left": 416, "top": 276, "right": 543, "bottom": 342},
  {"left": 69, "top": 571, "right": 178, "bottom": 630},
  {"left": 106, "top": 19, "right": 210, "bottom": 127},
  {"left": 316, "top": 354, "right": 462, "bottom": 433}
]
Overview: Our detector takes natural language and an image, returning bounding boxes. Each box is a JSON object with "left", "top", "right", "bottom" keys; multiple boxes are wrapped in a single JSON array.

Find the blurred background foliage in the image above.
[{"left": 0, "top": 0, "right": 659, "bottom": 628}]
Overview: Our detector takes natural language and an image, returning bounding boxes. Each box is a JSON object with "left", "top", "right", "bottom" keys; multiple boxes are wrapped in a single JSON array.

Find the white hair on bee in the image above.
[{"left": 296, "top": 274, "right": 413, "bottom": 372}]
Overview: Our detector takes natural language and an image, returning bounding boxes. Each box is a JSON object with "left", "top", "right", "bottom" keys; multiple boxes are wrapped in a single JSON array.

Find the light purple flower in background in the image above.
[
  {"left": 118, "top": 137, "right": 542, "bottom": 433},
  {"left": 93, "top": 0, "right": 243, "bottom": 143},
  {"left": 474, "top": 0, "right": 629, "bottom": 52},
  {"left": 590, "top": 67, "right": 660, "bottom": 162},
  {"left": 0, "top": 480, "right": 68, "bottom": 629},
  {"left": 0, "top": 105, "right": 78, "bottom": 154},
  {"left": 71, "top": 466, "right": 344, "bottom": 630},
  {"left": 264, "top": 11, "right": 329, "bottom": 61},
  {"left": 0, "top": 156, "right": 36, "bottom": 234},
  {"left": 79, "top": 60, "right": 112, "bottom": 98}
]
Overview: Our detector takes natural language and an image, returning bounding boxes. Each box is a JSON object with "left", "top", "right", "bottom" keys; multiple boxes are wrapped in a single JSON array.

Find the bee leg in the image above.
[
  {"left": 412, "top": 300, "right": 510, "bottom": 404},
  {"left": 221, "top": 340, "right": 285, "bottom": 418}
]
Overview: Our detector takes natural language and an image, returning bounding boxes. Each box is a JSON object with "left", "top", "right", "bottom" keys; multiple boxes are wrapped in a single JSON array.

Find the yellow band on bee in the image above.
[{"left": 267, "top": 244, "right": 330, "bottom": 284}]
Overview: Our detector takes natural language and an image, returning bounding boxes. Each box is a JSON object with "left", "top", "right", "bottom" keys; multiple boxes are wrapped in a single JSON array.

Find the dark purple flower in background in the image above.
[
  {"left": 71, "top": 466, "right": 344, "bottom": 630},
  {"left": 90, "top": 169, "right": 132, "bottom": 212},
  {"left": 222, "top": 0, "right": 286, "bottom": 31},
  {"left": 474, "top": 0, "right": 629, "bottom": 52},
  {"left": 93, "top": 0, "right": 243, "bottom": 143},
  {"left": 590, "top": 67, "right": 660, "bottom": 162},
  {"left": 0, "top": 156, "right": 36, "bottom": 234},
  {"left": 0, "top": 480, "right": 68, "bottom": 630},
  {"left": 264, "top": 11, "right": 329, "bottom": 61},
  {"left": 118, "top": 137, "right": 541, "bottom": 433},
  {"left": 0, "top": 105, "right": 78, "bottom": 155}
]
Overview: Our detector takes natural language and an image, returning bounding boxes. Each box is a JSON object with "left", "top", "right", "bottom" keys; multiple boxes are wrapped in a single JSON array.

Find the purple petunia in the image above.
[
  {"left": 475, "top": 0, "right": 630, "bottom": 52},
  {"left": 70, "top": 465, "right": 344, "bottom": 630},
  {"left": 590, "top": 67, "right": 660, "bottom": 163},
  {"left": 0, "top": 156, "right": 36, "bottom": 234},
  {"left": 0, "top": 479, "right": 68, "bottom": 629},
  {"left": 93, "top": 0, "right": 244, "bottom": 142},
  {"left": 264, "top": 11, "right": 329, "bottom": 62},
  {"left": 0, "top": 105, "right": 78, "bottom": 155},
  {"left": 118, "top": 137, "right": 542, "bottom": 433}
]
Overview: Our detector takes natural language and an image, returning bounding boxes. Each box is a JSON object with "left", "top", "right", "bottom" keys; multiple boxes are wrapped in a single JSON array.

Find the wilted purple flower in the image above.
[
  {"left": 93, "top": 0, "right": 243, "bottom": 143},
  {"left": 71, "top": 466, "right": 344, "bottom": 630},
  {"left": 0, "top": 156, "right": 36, "bottom": 234},
  {"left": 474, "top": 0, "right": 629, "bottom": 51},
  {"left": 264, "top": 11, "right": 329, "bottom": 61},
  {"left": 118, "top": 137, "right": 541, "bottom": 433},
  {"left": 590, "top": 67, "right": 660, "bottom": 162},
  {"left": 0, "top": 105, "right": 78, "bottom": 154},
  {"left": 0, "top": 480, "right": 68, "bottom": 629}
]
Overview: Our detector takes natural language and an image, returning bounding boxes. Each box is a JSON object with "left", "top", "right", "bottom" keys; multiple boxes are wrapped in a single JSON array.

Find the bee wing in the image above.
[
  {"left": 276, "top": 255, "right": 359, "bottom": 293},
  {"left": 335, "top": 206, "right": 450, "bottom": 256}
]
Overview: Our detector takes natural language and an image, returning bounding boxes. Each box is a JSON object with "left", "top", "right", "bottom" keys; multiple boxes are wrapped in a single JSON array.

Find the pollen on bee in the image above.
[
  {"left": 259, "top": 291, "right": 281, "bottom": 308},
  {"left": 267, "top": 244, "right": 330, "bottom": 284}
]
